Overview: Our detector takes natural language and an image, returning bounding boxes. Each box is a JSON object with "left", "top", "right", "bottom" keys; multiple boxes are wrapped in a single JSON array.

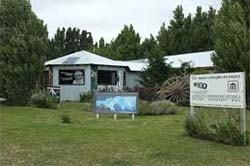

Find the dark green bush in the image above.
[
  {"left": 185, "top": 114, "right": 210, "bottom": 140},
  {"left": 150, "top": 100, "right": 178, "bottom": 115},
  {"left": 139, "top": 100, "right": 179, "bottom": 116},
  {"left": 80, "top": 91, "right": 93, "bottom": 102},
  {"left": 61, "top": 115, "right": 71, "bottom": 123},
  {"left": 177, "top": 99, "right": 190, "bottom": 107},
  {"left": 185, "top": 113, "right": 250, "bottom": 146},
  {"left": 31, "top": 91, "right": 57, "bottom": 109}
]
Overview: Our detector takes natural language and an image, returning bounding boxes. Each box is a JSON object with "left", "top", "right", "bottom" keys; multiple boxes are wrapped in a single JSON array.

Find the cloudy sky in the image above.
[{"left": 31, "top": 0, "right": 221, "bottom": 42}]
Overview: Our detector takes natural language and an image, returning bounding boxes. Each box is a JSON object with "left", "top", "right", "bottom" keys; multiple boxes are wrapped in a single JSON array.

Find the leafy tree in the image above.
[
  {"left": 48, "top": 27, "right": 66, "bottom": 59},
  {"left": 94, "top": 37, "right": 112, "bottom": 57},
  {"left": 212, "top": 0, "right": 250, "bottom": 106},
  {"left": 140, "top": 35, "right": 173, "bottom": 87},
  {"left": 157, "top": 23, "right": 170, "bottom": 54},
  {"left": 191, "top": 6, "right": 216, "bottom": 52},
  {"left": 48, "top": 27, "right": 93, "bottom": 59},
  {"left": 167, "top": 5, "right": 186, "bottom": 54},
  {"left": 109, "top": 24, "right": 141, "bottom": 60},
  {"left": 0, "top": 0, "right": 48, "bottom": 105},
  {"left": 157, "top": 5, "right": 216, "bottom": 55}
]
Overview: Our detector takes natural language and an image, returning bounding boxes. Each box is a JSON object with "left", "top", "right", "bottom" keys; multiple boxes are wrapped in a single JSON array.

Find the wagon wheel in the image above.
[{"left": 156, "top": 74, "right": 190, "bottom": 104}]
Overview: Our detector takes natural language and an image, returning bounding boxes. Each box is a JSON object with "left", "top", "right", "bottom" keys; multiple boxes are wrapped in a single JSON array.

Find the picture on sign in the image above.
[
  {"left": 93, "top": 92, "right": 138, "bottom": 114},
  {"left": 190, "top": 72, "right": 245, "bottom": 108},
  {"left": 59, "top": 70, "right": 85, "bottom": 85}
]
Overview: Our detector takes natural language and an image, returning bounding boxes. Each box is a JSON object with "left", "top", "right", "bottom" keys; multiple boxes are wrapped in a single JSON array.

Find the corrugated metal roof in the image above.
[
  {"left": 45, "top": 50, "right": 214, "bottom": 72},
  {"left": 45, "top": 50, "right": 145, "bottom": 71},
  {"left": 165, "top": 51, "right": 214, "bottom": 68}
]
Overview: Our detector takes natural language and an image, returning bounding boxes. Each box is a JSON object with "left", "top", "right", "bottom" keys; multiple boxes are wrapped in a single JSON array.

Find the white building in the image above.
[{"left": 44, "top": 50, "right": 214, "bottom": 101}]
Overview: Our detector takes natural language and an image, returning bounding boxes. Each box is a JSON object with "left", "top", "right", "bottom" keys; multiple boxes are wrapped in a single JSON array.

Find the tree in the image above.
[
  {"left": 48, "top": 27, "right": 65, "bottom": 59},
  {"left": 157, "top": 5, "right": 216, "bottom": 55},
  {"left": 0, "top": 0, "right": 48, "bottom": 105},
  {"left": 212, "top": 0, "right": 250, "bottom": 106},
  {"left": 48, "top": 27, "right": 94, "bottom": 59},
  {"left": 167, "top": 5, "right": 186, "bottom": 54},
  {"left": 109, "top": 24, "right": 141, "bottom": 60},
  {"left": 191, "top": 6, "right": 216, "bottom": 52},
  {"left": 157, "top": 23, "right": 170, "bottom": 54},
  {"left": 94, "top": 37, "right": 112, "bottom": 57},
  {"left": 140, "top": 35, "right": 173, "bottom": 87}
]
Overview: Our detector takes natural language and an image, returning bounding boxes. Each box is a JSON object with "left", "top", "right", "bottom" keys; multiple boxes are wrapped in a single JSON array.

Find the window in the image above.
[
  {"left": 97, "top": 70, "right": 118, "bottom": 85},
  {"left": 123, "top": 72, "right": 126, "bottom": 87},
  {"left": 59, "top": 70, "right": 85, "bottom": 85}
]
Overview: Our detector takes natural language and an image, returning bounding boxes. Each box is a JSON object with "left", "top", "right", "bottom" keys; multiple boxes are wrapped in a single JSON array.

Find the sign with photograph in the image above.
[
  {"left": 93, "top": 92, "right": 138, "bottom": 114},
  {"left": 190, "top": 72, "right": 246, "bottom": 108},
  {"left": 59, "top": 70, "right": 85, "bottom": 85}
]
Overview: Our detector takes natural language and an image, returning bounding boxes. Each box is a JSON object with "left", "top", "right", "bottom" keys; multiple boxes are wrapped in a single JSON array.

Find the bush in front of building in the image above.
[
  {"left": 185, "top": 113, "right": 250, "bottom": 146},
  {"left": 139, "top": 100, "right": 179, "bottom": 116},
  {"left": 80, "top": 91, "right": 93, "bottom": 102},
  {"left": 31, "top": 91, "right": 57, "bottom": 109}
]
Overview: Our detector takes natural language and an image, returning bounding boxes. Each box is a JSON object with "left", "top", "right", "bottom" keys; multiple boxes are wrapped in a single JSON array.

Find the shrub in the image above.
[
  {"left": 80, "top": 91, "right": 93, "bottom": 102},
  {"left": 139, "top": 100, "right": 179, "bottom": 116},
  {"left": 185, "top": 114, "right": 210, "bottom": 140},
  {"left": 177, "top": 99, "right": 190, "bottom": 107},
  {"left": 185, "top": 113, "right": 250, "bottom": 146},
  {"left": 150, "top": 100, "right": 178, "bottom": 115},
  {"left": 139, "top": 100, "right": 153, "bottom": 115},
  {"left": 61, "top": 115, "right": 71, "bottom": 123},
  {"left": 124, "top": 86, "right": 157, "bottom": 101},
  {"left": 83, "top": 102, "right": 92, "bottom": 112},
  {"left": 31, "top": 91, "right": 57, "bottom": 109}
]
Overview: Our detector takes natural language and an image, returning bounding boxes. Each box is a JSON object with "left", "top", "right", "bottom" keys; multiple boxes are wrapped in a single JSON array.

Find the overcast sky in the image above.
[{"left": 30, "top": 0, "right": 221, "bottom": 42}]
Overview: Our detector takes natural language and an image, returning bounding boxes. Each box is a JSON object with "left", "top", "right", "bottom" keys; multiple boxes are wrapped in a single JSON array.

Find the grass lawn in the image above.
[{"left": 0, "top": 102, "right": 249, "bottom": 166}]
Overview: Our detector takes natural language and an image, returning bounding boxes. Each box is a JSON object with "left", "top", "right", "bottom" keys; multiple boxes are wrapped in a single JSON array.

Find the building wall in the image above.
[
  {"left": 51, "top": 64, "right": 142, "bottom": 101},
  {"left": 52, "top": 65, "right": 91, "bottom": 101},
  {"left": 125, "top": 71, "right": 142, "bottom": 88}
]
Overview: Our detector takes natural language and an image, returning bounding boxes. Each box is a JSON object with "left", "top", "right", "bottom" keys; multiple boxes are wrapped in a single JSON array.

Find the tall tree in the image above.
[
  {"left": 212, "top": 0, "right": 250, "bottom": 106},
  {"left": 140, "top": 35, "right": 173, "bottom": 87},
  {"left": 110, "top": 24, "right": 141, "bottom": 60},
  {"left": 191, "top": 6, "right": 216, "bottom": 52},
  {"left": 48, "top": 27, "right": 94, "bottom": 59},
  {"left": 167, "top": 5, "right": 186, "bottom": 54},
  {"left": 94, "top": 37, "right": 112, "bottom": 57},
  {"left": 0, "top": 0, "right": 48, "bottom": 105},
  {"left": 157, "top": 23, "right": 170, "bottom": 54},
  {"left": 48, "top": 27, "right": 65, "bottom": 59},
  {"left": 157, "top": 5, "right": 216, "bottom": 55}
]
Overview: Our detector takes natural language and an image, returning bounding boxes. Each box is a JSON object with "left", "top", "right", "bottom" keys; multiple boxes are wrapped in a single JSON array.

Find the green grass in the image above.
[{"left": 0, "top": 102, "right": 249, "bottom": 166}]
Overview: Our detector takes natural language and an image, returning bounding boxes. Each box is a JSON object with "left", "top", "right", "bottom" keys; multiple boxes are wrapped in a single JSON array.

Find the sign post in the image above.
[
  {"left": 190, "top": 72, "right": 246, "bottom": 145},
  {"left": 132, "top": 114, "right": 135, "bottom": 120}
]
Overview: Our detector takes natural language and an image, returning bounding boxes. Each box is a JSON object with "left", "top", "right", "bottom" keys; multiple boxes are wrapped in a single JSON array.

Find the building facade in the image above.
[{"left": 45, "top": 50, "right": 214, "bottom": 101}]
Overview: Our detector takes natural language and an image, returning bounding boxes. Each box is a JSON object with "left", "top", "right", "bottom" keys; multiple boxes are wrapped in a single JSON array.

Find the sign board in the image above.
[
  {"left": 47, "top": 86, "right": 60, "bottom": 102},
  {"left": 93, "top": 92, "right": 138, "bottom": 114},
  {"left": 190, "top": 72, "right": 245, "bottom": 108}
]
